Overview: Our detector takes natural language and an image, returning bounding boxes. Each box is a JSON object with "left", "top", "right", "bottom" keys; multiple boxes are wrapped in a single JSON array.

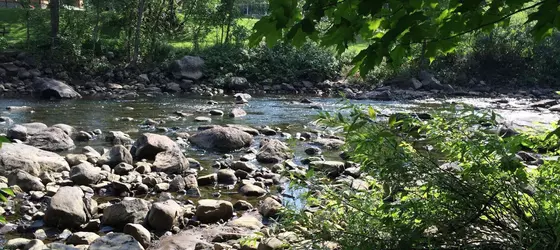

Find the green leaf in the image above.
[
  {"left": 1, "top": 188, "right": 15, "bottom": 197},
  {"left": 368, "top": 106, "right": 377, "bottom": 118},
  {"left": 0, "top": 216, "right": 6, "bottom": 224},
  {"left": 390, "top": 45, "right": 406, "bottom": 67}
]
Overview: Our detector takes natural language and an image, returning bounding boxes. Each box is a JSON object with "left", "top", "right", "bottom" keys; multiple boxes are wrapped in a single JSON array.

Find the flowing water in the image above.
[{"left": 0, "top": 94, "right": 557, "bottom": 244}]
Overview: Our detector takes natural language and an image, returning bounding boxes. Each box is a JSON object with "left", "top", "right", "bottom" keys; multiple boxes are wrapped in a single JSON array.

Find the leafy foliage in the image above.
[
  {"left": 281, "top": 104, "right": 560, "bottom": 249},
  {"left": 0, "top": 137, "right": 14, "bottom": 225},
  {"left": 251, "top": 0, "right": 560, "bottom": 76}
]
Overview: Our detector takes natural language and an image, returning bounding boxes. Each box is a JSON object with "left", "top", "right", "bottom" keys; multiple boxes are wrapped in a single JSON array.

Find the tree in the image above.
[
  {"left": 132, "top": 0, "right": 145, "bottom": 65},
  {"left": 50, "top": 0, "right": 60, "bottom": 49},
  {"left": 250, "top": 0, "right": 560, "bottom": 76}
]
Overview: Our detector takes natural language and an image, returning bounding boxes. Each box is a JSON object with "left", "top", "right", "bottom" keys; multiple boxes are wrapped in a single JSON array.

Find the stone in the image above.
[
  {"left": 70, "top": 162, "right": 102, "bottom": 185},
  {"left": 21, "top": 122, "right": 48, "bottom": 134},
  {"left": 229, "top": 108, "right": 247, "bottom": 117},
  {"left": 67, "top": 232, "right": 100, "bottom": 245},
  {"left": 195, "top": 199, "right": 234, "bottom": 223},
  {"left": 226, "top": 76, "right": 250, "bottom": 91},
  {"left": 6, "top": 238, "right": 32, "bottom": 249},
  {"left": 312, "top": 138, "right": 345, "bottom": 150},
  {"left": 304, "top": 147, "right": 322, "bottom": 156},
  {"left": 228, "top": 214, "right": 263, "bottom": 230},
  {"left": 147, "top": 200, "right": 184, "bottom": 231},
  {"left": 135, "top": 162, "right": 152, "bottom": 174},
  {"left": 210, "top": 110, "right": 224, "bottom": 116},
  {"left": 184, "top": 174, "right": 198, "bottom": 189},
  {"left": 257, "top": 237, "right": 285, "bottom": 250},
  {"left": 153, "top": 150, "right": 189, "bottom": 174},
  {"left": 76, "top": 131, "right": 93, "bottom": 141},
  {"left": 7, "top": 124, "right": 27, "bottom": 141},
  {"left": 107, "top": 145, "right": 134, "bottom": 167},
  {"left": 170, "top": 56, "right": 204, "bottom": 80},
  {"left": 32, "top": 77, "right": 81, "bottom": 99},
  {"left": 155, "top": 183, "right": 170, "bottom": 192},
  {"left": 52, "top": 124, "right": 76, "bottom": 136},
  {"left": 256, "top": 139, "right": 293, "bottom": 164},
  {"left": 232, "top": 161, "right": 256, "bottom": 172},
  {"left": 309, "top": 161, "right": 345, "bottom": 178},
  {"left": 198, "top": 174, "right": 217, "bottom": 186},
  {"left": 8, "top": 170, "right": 45, "bottom": 192},
  {"left": 233, "top": 200, "right": 253, "bottom": 211},
  {"left": 88, "top": 233, "right": 145, "bottom": 250},
  {"left": 235, "top": 95, "right": 249, "bottom": 104},
  {"left": 106, "top": 131, "right": 133, "bottom": 145},
  {"left": 224, "top": 124, "right": 260, "bottom": 136},
  {"left": 24, "top": 239, "right": 45, "bottom": 250},
  {"left": 258, "top": 197, "right": 283, "bottom": 217},
  {"left": 123, "top": 223, "right": 151, "bottom": 248},
  {"left": 66, "top": 154, "right": 88, "bottom": 166},
  {"left": 217, "top": 169, "right": 237, "bottom": 185},
  {"left": 239, "top": 184, "right": 266, "bottom": 197},
  {"left": 194, "top": 116, "right": 212, "bottom": 122},
  {"left": 131, "top": 133, "right": 181, "bottom": 160},
  {"left": 114, "top": 163, "right": 134, "bottom": 175},
  {"left": 26, "top": 127, "right": 75, "bottom": 151},
  {"left": 102, "top": 198, "right": 150, "bottom": 229},
  {"left": 44, "top": 186, "right": 89, "bottom": 228},
  {"left": 189, "top": 126, "right": 253, "bottom": 152}
]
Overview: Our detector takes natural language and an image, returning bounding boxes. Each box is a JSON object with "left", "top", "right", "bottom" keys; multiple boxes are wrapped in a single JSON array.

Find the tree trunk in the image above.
[
  {"left": 50, "top": 0, "right": 60, "bottom": 50},
  {"left": 132, "top": 0, "right": 145, "bottom": 65},
  {"left": 26, "top": 9, "right": 30, "bottom": 49},
  {"left": 92, "top": 0, "right": 101, "bottom": 57},
  {"left": 223, "top": 0, "right": 234, "bottom": 44}
]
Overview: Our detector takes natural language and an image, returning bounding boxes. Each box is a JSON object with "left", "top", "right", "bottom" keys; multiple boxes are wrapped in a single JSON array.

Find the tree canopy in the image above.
[{"left": 250, "top": 0, "right": 560, "bottom": 76}]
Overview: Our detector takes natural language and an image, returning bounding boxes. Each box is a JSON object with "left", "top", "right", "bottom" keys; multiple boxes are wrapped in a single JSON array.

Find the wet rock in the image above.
[
  {"left": 239, "top": 184, "right": 266, "bottom": 197},
  {"left": 312, "top": 138, "right": 345, "bottom": 150},
  {"left": 224, "top": 124, "right": 260, "bottom": 136},
  {"left": 530, "top": 99, "right": 557, "bottom": 108},
  {"left": 0, "top": 143, "right": 70, "bottom": 176},
  {"left": 32, "top": 77, "right": 81, "bottom": 99},
  {"left": 232, "top": 161, "right": 256, "bottom": 172},
  {"left": 70, "top": 162, "right": 102, "bottom": 185},
  {"left": 131, "top": 133, "right": 180, "bottom": 160},
  {"left": 147, "top": 199, "right": 184, "bottom": 231},
  {"left": 217, "top": 169, "right": 237, "bottom": 185},
  {"left": 67, "top": 232, "right": 100, "bottom": 245},
  {"left": 107, "top": 145, "right": 134, "bottom": 167},
  {"left": 114, "top": 163, "right": 134, "bottom": 175},
  {"left": 240, "top": 153, "right": 256, "bottom": 161},
  {"left": 153, "top": 150, "right": 189, "bottom": 174},
  {"left": 66, "top": 154, "right": 88, "bottom": 166},
  {"left": 304, "top": 146, "right": 322, "bottom": 156},
  {"left": 7, "top": 124, "right": 28, "bottom": 141},
  {"left": 229, "top": 107, "right": 247, "bottom": 118},
  {"left": 226, "top": 76, "right": 250, "bottom": 91},
  {"left": 88, "top": 233, "right": 145, "bottom": 250},
  {"left": 210, "top": 110, "right": 224, "bottom": 116},
  {"left": 198, "top": 173, "right": 217, "bottom": 186},
  {"left": 170, "top": 55, "right": 204, "bottom": 80},
  {"left": 549, "top": 104, "right": 560, "bottom": 112},
  {"left": 235, "top": 95, "right": 249, "bottom": 104},
  {"left": 8, "top": 170, "right": 45, "bottom": 192},
  {"left": 76, "top": 131, "right": 93, "bottom": 141},
  {"left": 233, "top": 200, "right": 253, "bottom": 211},
  {"left": 194, "top": 116, "right": 212, "bottom": 122},
  {"left": 189, "top": 126, "right": 253, "bottom": 152},
  {"left": 112, "top": 181, "right": 132, "bottom": 193},
  {"left": 102, "top": 198, "right": 150, "bottom": 229},
  {"left": 52, "top": 124, "right": 76, "bottom": 136},
  {"left": 24, "top": 239, "right": 45, "bottom": 250},
  {"left": 258, "top": 197, "right": 283, "bottom": 217},
  {"left": 6, "top": 238, "right": 32, "bottom": 249},
  {"left": 256, "top": 139, "right": 293, "bottom": 164},
  {"left": 44, "top": 186, "right": 89, "bottom": 228},
  {"left": 195, "top": 199, "right": 234, "bottom": 223},
  {"left": 123, "top": 223, "right": 151, "bottom": 248},
  {"left": 106, "top": 131, "right": 133, "bottom": 145},
  {"left": 26, "top": 127, "right": 75, "bottom": 151}
]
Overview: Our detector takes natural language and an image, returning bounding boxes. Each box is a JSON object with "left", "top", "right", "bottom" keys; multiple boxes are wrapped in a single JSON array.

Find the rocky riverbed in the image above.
[{"left": 0, "top": 94, "right": 558, "bottom": 250}]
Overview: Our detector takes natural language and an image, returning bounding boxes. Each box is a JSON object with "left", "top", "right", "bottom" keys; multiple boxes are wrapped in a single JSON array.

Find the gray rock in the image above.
[
  {"left": 226, "top": 76, "right": 249, "bottom": 91},
  {"left": 123, "top": 223, "right": 151, "bottom": 248},
  {"left": 21, "top": 122, "right": 48, "bottom": 135},
  {"left": 257, "top": 237, "right": 285, "bottom": 250},
  {"left": 106, "top": 131, "right": 133, "bottom": 145},
  {"left": 147, "top": 200, "right": 184, "bottom": 231},
  {"left": 170, "top": 56, "right": 204, "bottom": 80},
  {"left": 194, "top": 116, "right": 212, "bottom": 122},
  {"left": 304, "top": 146, "right": 322, "bottom": 156},
  {"left": 131, "top": 133, "right": 181, "bottom": 160},
  {"left": 44, "top": 186, "right": 89, "bottom": 228},
  {"left": 7, "top": 124, "right": 27, "bottom": 141},
  {"left": 107, "top": 145, "right": 133, "bottom": 167},
  {"left": 88, "top": 233, "right": 144, "bottom": 250},
  {"left": 102, "top": 198, "right": 150, "bottom": 229},
  {"left": 114, "top": 163, "right": 134, "bottom": 175},
  {"left": 6, "top": 238, "right": 32, "bottom": 249},
  {"left": 258, "top": 197, "right": 283, "bottom": 217},
  {"left": 256, "top": 139, "right": 293, "bottom": 164},
  {"left": 195, "top": 199, "right": 234, "bottom": 223},
  {"left": 65, "top": 154, "right": 88, "bottom": 166},
  {"left": 52, "top": 124, "right": 76, "bottom": 136},
  {"left": 189, "top": 126, "right": 253, "bottom": 152},
  {"left": 169, "top": 175, "right": 186, "bottom": 192},
  {"left": 153, "top": 150, "right": 189, "bottom": 174},
  {"left": 0, "top": 143, "right": 70, "bottom": 177},
  {"left": 231, "top": 161, "right": 256, "bottom": 172},
  {"left": 197, "top": 174, "right": 217, "bottom": 186},
  {"left": 229, "top": 107, "right": 247, "bottom": 118},
  {"left": 75, "top": 131, "right": 93, "bottom": 141},
  {"left": 26, "top": 127, "right": 75, "bottom": 151},
  {"left": 210, "top": 110, "right": 224, "bottom": 116},
  {"left": 8, "top": 170, "right": 45, "bottom": 192},
  {"left": 310, "top": 161, "right": 345, "bottom": 178},
  {"left": 70, "top": 162, "right": 102, "bottom": 185},
  {"left": 217, "top": 169, "right": 237, "bottom": 185},
  {"left": 66, "top": 232, "right": 100, "bottom": 245},
  {"left": 239, "top": 184, "right": 266, "bottom": 197},
  {"left": 233, "top": 200, "right": 253, "bottom": 211},
  {"left": 24, "top": 239, "right": 45, "bottom": 250},
  {"left": 32, "top": 77, "right": 81, "bottom": 99},
  {"left": 312, "top": 138, "right": 345, "bottom": 150}
]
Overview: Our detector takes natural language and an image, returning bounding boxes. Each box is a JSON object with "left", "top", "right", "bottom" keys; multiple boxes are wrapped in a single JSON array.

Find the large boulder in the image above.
[
  {"left": 7, "top": 124, "right": 28, "bottom": 141},
  {"left": 131, "top": 133, "right": 180, "bottom": 160},
  {"left": 102, "top": 198, "right": 150, "bottom": 229},
  {"left": 44, "top": 186, "right": 89, "bottom": 228},
  {"left": 8, "top": 169, "right": 45, "bottom": 192},
  {"left": 52, "top": 124, "right": 76, "bottom": 136},
  {"left": 88, "top": 233, "right": 144, "bottom": 250},
  {"left": 189, "top": 126, "right": 253, "bottom": 152},
  {"left": 226, "top": 76, "right": 250, "bottom": 91},
  {"left": 258, "top": 197, "right": 283, "bottom": 218},
  {"left": 147, "top": 200, "right": 184, "bottom": 231},
  {"left": 309, "top": 161, "right": 345, "bottom": 178},
  {"left": 152, "top": 150, "right": 189, "bottom": 174},
  {"left": 256, "top": 139, "right": 293, "bottom": 164},
  {"left": 195, "top": 199, "right": 234, "bottom": 223},
  {"left": 26, "top": 127, "right": 75, "bottom": 151},
  {"left": 123, "top": 223, "right": 151, "bottom": 248},
  {"left": 170, "top": 56, "right": 204, "bottom": 80},
  {"left": 107, "top": 145, "right": 134, "bottom": 167},
  {"left": 0, "top": 143, "right": 70, "bottom": 176},
  {"left": 70, "top": 162, "right": 102, "bottom": 185},
  {"left": 32, "top": 77, "right": 81, "bottom": 99},
  {"left": 21, "top": 122, "right": 48, "bottom": 135}
]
